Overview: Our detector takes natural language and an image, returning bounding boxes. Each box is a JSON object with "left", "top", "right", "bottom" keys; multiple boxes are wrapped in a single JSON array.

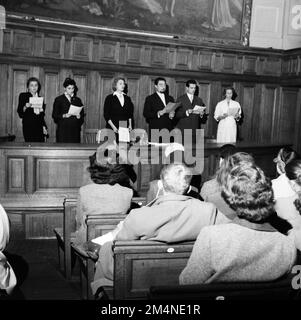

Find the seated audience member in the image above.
[
  {"left": 0, "top": 204, "right": 17, "bottom": 297},
  {"left": 272, "top": 147, "right": 299, "bottom": 199},
  {"left": 146, "top": 143, "right": 202, "bottom": 203},
  {"left": 201, "top": 147, "right": 255, "bottom": 220},
  {"left": 179, "top": 157, "right": 297, "bottom": 285},
  {"left": 273, "top": 159, "right": 301, "bottom": 231},
  {"left": 74, "top": 147, "right": 133, "bottom": 244},
  {"left": 91, "top": 163, "right": 229, "bottom": 295}
]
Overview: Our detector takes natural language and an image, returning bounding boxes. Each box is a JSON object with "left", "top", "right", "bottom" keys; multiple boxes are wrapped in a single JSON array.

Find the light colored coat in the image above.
[
  {"left": 179, "top": 219, "right": 297, "bottom": 285},
  {"left": 91, "top": 194, "right": 229, "bottom": 293}
]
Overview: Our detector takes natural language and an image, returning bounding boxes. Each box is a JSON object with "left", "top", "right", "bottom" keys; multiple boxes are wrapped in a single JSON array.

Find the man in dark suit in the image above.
[
  {"left": 175, "top": 79, "right": 205, "bottom": 144},
  {"left": 143, "top": 77, "right": 175, "bottom": 141}
]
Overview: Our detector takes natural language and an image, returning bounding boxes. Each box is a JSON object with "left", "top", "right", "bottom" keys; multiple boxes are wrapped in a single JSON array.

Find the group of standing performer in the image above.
[{"left": 17, "top": 76, "right": 242, "bottom": 144}]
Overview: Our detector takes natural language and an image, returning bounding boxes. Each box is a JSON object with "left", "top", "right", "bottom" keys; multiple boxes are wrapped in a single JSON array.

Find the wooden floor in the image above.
[{"left": 5, "top": 238, "right": 81, "bottom": 300}]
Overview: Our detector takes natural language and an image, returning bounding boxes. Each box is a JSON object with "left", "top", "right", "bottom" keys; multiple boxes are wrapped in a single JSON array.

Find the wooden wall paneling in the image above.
[
  {"left": 35, "top": 157, "right": 89, "bottom": 191},
  {"left": 126, "top": 75, "right": 140, "bottom": 129},
  {"left": 197, "top": 81, "right": 211, "bottom": 138},
  {"left": 278, "top": 88, "right": 299, "bottom": 144},
  {"left": 294, "top": 89, "right": 301, "bottom": 154},
  {"left": 2, "top": 29, "right": 11, "bottom": 53},
  {"left": 0, "top": 64, "right": 8, "bottom": 135},
  {"left": 12, "top": 30, "right": 34, "bottom": 56},
  {"left": 150, "top": 46, "right": 169, "bottom": 68},
  {"left": 25, "top": 211, "right": 62, "bottom": 239},
  {"left": 99, "top": 74, "right": 114, "bottom": 129},
  {"left": 259, "top": 85, "right": 278, "bottom": 143},
  {"left": 243, "top": 55, "right": 258, "bottom": 74},
  {"left": 126, "top": 44, "right": 143, "bottom": 65},
  {"left": 239, "top": 83, "right": 256, "bottom": 142},
  {"left": 197, "top": 50, "right": 213, "bottom": 71},
  {"left": 43, "top": 33, "right": 64, "bottom": 59},
  {"left": 222, "top": 54, "right": 237, "bottom": 73},
  {"left": 137, "top": 75, "right": 151, "bottom": 132},
  {"left": 71, "top": 36, "right": 93, "bottom": 61},
  {"left": 44, "top": 70, "right": 60, "bottom": 142},
  {"left": 85, "top": 71, "right": 101, "bottom": 129},
  {"left": 175, "top": 48, "right": 193, "bottom": 70},
  {"left": 11, "top": 66, "right": 30, "bottom": 141},
  {"left": 208, "top": 81, "right": 222, "bottom": 139},
  {"left": 0, "top": 29, "right": 3, "bottom": 53},
  {"left": 8, "top": 157, "right": 26, "bottom": 193},
  {"left": 99, "top": 40, "right": 119, "bottom": 64}
]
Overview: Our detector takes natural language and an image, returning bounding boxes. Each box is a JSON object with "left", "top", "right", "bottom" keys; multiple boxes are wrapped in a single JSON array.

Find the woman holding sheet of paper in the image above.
[
  {"left": 103, "top": 77, "right": 134, "bottom": 142},
  {"left": 52, "top": 77, "right": 84, "bottom": 143},
  {"left": 17, "top": 77, "right": 48, "bottom": 142},
  {"left": 214, "top": 87, "right": 241, "bottom": 144}
]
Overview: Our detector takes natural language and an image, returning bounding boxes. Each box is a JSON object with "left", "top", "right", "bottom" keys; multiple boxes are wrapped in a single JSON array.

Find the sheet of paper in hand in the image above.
[
  {"left": 193, "top": 105, "right": 206, "bottom": 114},
  {"left": 119, "top": 127, "right": 130, "bottom": 142},
  {"left": 164, "top": 102, "right": 181, "bottom": 113},
  {"left": 68, "top": 105, "right": 83, "bottom": 116},
  {"left": 29, "top": 97, "right": 44, "bottom": 109},
  {"left": 229, "top": 106, "right": 240, "bottom": 117}
]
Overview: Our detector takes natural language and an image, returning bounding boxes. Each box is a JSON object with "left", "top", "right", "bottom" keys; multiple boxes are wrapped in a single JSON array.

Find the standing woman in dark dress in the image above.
[
  {"left": 52, "top": 78, "right": 84, "bottom": 143},
  {"left": 17, "top": 77, "right": 48, "bottom": 142},
  {"left": 103, "top": 77, "right": 134, "bottom": 139}
]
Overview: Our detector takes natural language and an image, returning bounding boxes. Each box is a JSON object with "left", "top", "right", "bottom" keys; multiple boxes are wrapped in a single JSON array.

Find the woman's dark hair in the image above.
[
  {"left": 27, "top": 77, "right": 41, "bottom": 94},
  {"left": 112, "top": 77, "right": 126, "bottom": 92},
  {"left": 88, "top": 152, "right": 131, "bottom": 188},
  {"left": 63, "top": 77, "right": 78, "bottom": 94},
  {"left": 275, "top": 147, "right": 299, "bottom": 165},
  {"left": 223, "top": 87, "right": 237, "bottom": 100},
  {"left": 219, "top": 144, "right": 236, "bottom": 160},
  {"left": 219, "top": 154, "right": 274, "bottom": 223},
  {"left": 284, "top": 159, "right": 301, "bottom": 214},
  {"left": 154, "top": 77, "right": 166, "bottom": 85},
  {"left": 186, "top": 79, "right": 197, "bottom": 87}
]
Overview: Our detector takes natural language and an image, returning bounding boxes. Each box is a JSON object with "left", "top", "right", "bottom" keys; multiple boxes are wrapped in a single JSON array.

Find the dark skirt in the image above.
[
  {"left": 22, "top": 116, "right": 44, "bottom": 142},
  {"left": 56, "top": 117, "right": 81, "bottom": 143}
]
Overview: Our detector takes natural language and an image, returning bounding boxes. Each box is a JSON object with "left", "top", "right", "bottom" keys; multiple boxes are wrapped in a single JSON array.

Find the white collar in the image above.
[
  {"left": 156, "top": 91, "right": 165, "bottom": 96},
  {"left": 113, "top": 91, "right": 125, "bottom": 96}
]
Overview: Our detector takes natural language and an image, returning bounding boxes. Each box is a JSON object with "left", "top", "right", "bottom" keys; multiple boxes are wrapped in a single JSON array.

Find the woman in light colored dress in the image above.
[{"left": 214, "top": 87, "right": 241, "bottom": 144}]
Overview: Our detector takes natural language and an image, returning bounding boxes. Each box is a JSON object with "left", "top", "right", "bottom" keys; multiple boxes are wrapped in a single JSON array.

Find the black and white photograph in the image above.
[{"left": 0, "top": 0, "right": 300, "bottom": 317}]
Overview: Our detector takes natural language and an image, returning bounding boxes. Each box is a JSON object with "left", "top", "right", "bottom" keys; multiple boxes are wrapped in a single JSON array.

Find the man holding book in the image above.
[{"left": 174, "top": 79, "right": 206, "bottom": 144}]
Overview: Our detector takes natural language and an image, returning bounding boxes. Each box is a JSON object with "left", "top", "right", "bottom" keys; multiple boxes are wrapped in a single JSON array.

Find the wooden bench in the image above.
[
  {"left": 148, "top": 274, "right": 299, "bottom": 300},
  {"left": 73, "top": 239, "right": 194, "bottom": 300},
  {"left": 113, "top": 240, "right": 194, "bottom": 300},
  {"left": 54, "top": 197, "right": 146, "bottom": 280}
]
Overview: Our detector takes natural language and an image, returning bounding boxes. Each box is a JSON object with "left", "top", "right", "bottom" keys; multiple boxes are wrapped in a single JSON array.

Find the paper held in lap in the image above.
[
  {"left": 119, "top": 127, "right": 130, "bottom": 142},
  {"left": 29, "top": 97, "right": 44, "bottom": 109},
  {"left": 192, "top": 105, "right": 206, "bottom": 114},
  {"left": 68, "top": 105, "right": 83, "bottom": 116}
]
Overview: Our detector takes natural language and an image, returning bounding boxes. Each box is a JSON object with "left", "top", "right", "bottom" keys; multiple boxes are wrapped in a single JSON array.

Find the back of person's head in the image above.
[
  {"left": 274, "top": 147, "right": 299, "bottom": 175},
  {"left": 160, "top": 163, "right": 192, "bottom": 195},
  {"left": 220, "top": 161, "right": 274, "bottom": 223},
  {"left": 88, "top": 152, "right": 131, "bottom": 188},
  {"left": 284, "top": 159, "right": 301, "bottom": 214},
  {"left": 217, "top": 152, "right": 255, "bottom": 186},
  {"left": 219, "top": 144, "right": 236, "bottom": 165}
]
